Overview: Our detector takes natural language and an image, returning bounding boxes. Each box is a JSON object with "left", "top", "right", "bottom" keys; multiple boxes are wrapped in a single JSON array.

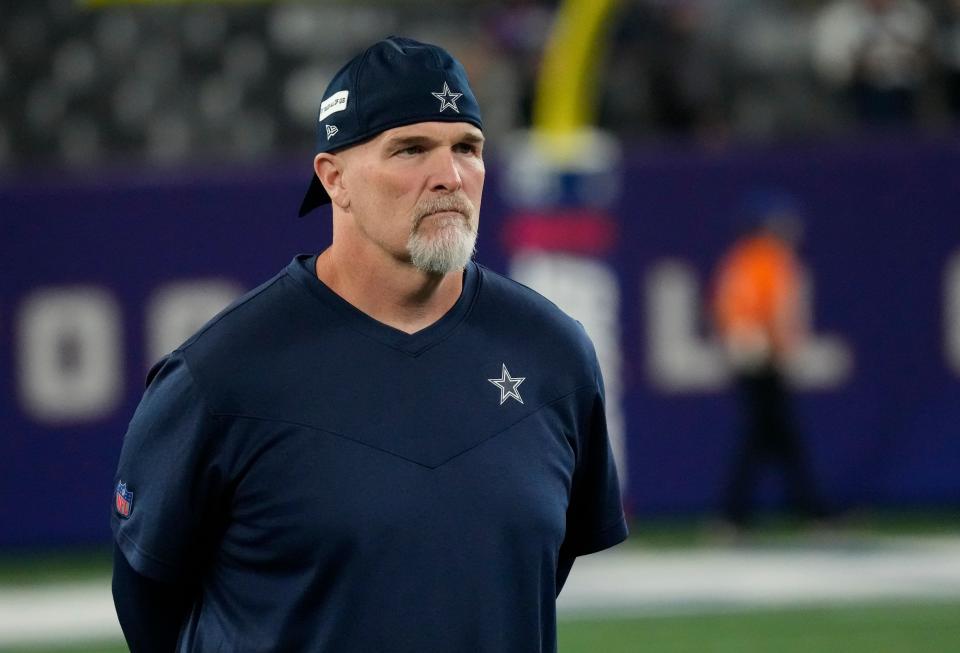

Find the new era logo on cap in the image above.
[{"left": 299, "top": 36, "right": 483, "bottom": 217}]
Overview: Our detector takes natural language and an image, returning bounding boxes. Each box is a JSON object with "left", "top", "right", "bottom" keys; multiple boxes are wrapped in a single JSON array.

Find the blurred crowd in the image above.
[
  {"left": 604, "top": 0, "right": 959, "bottom": 143},
  {"left": 2, "top": 0, "right": 959, "bottom": 172}
]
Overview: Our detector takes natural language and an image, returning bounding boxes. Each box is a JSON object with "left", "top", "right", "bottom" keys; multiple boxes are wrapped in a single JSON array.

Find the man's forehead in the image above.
[{"left": 377, "top": 121, "right": 484, "bottom": 143}]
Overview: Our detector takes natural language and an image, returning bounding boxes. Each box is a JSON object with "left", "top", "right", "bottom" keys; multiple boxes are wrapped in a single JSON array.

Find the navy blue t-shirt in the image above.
[{"left": 112, "top": 255, "right": 627, "bottom": 652}]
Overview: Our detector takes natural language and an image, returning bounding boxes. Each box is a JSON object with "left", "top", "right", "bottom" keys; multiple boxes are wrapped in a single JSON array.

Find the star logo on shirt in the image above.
[
  {"left": 488, "top": 364, "right": 525, "bottom": 405},
  {"left": 431, "top": 82, "right": 462, "bottom": 113}
]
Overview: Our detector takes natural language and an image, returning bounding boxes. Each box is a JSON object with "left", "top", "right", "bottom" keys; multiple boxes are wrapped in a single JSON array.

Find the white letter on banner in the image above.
[
  {"left": 18, "top": 287, "right": 123, "bottom": 423},
  {"left": 509, "top": 252, "right": 627, "bottom": 486},
  {"left": 946, "top": 250, "right": 960, "bottom": 376},
  {"left": 146, "top": 280, "right": 242, "bottom": 367},
  {"left": 781, "top": 272, "right": 854, "bottom": 388},
  {"left": 645, "top": 260, "right": 727, "bottom": 392},
  {"left": 646, "top": 259, "right": 853, "bottom": 392}
]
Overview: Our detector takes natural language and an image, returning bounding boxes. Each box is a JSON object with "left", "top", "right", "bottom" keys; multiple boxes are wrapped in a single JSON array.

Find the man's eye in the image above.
[
  {"left": 454, "top": 143, "right": 477, "bottom": 154},
  {"left": 398, "top": 145, "right": 424, "bottom": 156}
]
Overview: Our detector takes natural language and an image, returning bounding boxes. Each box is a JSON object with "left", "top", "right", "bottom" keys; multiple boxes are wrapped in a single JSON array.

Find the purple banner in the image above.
[{"left": 2, "top": 137, "right": 959, "bottom": 548}]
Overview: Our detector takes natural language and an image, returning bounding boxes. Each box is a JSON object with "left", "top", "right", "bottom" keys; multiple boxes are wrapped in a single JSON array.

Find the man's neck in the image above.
[{"left": 314, "top": 246, "right": 465, "bottom": 335}]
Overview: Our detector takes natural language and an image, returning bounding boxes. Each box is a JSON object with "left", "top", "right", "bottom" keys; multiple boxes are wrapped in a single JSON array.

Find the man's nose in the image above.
[{"left": 429, "top": 151, "right": 463, "bottom": 193}]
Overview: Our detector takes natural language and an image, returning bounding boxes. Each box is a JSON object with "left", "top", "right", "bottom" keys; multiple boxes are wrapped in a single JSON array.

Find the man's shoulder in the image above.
[
  {"left": 475, "top": 263, "right": 596, "bottom": 362},
  {"left": 169, "top": 258, "right": 330, "bottom": 377},
  {"left": 476, "top": 263, "right": 580, "bottom": 322},
  {"left": 179, "top": 268, "right": 296, "bottom": 353}
]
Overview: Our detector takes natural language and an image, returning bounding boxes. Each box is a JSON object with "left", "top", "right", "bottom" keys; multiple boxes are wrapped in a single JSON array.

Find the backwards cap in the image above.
[{"left": 298, "top": 36, "right": 483, "bottom": 216}]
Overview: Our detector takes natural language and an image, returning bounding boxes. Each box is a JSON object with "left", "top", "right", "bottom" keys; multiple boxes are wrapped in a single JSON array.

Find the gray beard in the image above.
[{"left": 406, "top": 215, "right": 477, "bottom": 274}]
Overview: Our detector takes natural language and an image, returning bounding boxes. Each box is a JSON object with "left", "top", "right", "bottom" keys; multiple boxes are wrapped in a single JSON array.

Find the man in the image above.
[
  {"left": 111, "top": 37, "right": 627, "bottom": 652},
  {"left": 711, "top": 203, "right": 825, "bottom": 529}
]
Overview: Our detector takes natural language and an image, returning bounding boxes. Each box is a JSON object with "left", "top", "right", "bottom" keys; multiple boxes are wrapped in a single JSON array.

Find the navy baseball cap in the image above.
[{"left": 298, "top": 36, "right": 483, "bottom": 216}]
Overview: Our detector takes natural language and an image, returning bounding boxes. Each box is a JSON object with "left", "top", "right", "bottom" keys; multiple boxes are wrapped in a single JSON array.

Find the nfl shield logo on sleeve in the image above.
[{"left": 114, "top": 481, "right": 133, "bottom": 518}]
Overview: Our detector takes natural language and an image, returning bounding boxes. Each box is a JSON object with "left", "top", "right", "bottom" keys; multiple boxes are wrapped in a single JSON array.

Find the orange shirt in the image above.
[{"left": 712, "top": 233, "right": 802, "bottom": 358}]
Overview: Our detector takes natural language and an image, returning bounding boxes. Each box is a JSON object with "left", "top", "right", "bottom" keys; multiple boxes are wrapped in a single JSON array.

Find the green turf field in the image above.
[
  {"left": 560, "top": 602, "right": 960, "bottom": 652},
  {"left": 4, "top": 601, "right": 959, "bottom": 653},
  {"left": 3, "top": 513, "right": 958, "bottom": 653}
]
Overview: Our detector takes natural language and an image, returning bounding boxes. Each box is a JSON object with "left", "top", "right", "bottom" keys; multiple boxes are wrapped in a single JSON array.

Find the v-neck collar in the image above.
[{"left": 287, "top": 254, "right": 480, "bottom": 356}]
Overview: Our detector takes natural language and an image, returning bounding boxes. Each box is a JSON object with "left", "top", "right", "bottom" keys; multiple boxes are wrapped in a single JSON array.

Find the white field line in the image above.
[
  {"left": 557, "top": 535, "right": 960, "bottom": 617},
  {"left": 2, "top": 536, "right": 960, "bottom": 646},
  {"left": 0, "top": 580, "right": 120, "bottom": 646}
]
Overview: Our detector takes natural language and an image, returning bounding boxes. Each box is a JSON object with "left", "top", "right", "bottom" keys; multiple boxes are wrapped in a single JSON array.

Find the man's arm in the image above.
[
  {"left": 555, "top": 554, "right": 575, "bottom": 596},
  {"left": 112, "top": 544, "right": 196, "bottom": 652},
  {"left": 111, "top": 353, "right": 226, "bottom": 650},
  {"left": 555, "top": 342, "right": 628, "bottom": 598}
]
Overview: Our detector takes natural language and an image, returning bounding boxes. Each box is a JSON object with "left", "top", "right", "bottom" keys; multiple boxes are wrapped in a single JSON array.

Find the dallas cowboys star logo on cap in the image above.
[
  {"left": 431, "top": 81, "right": 462, "bottom": 113},
  {"left": 488, "top": 364, "right": 525, "bottom": 405}
]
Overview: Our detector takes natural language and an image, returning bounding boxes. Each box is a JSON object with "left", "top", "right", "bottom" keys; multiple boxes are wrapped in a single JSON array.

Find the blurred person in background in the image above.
[
  {"left": 110, "top": 37, "right": 626, "bottom": 653},
  {"left": 601, "top": 1, "right": 727, "bottom": 142},
  {"left": 640, "top": 0, "right": 727, "bottom": 140},
  {"left": 812, "top": 0, "right": 933, "bottom": 127},
  {"left": 936, "top": 0, "right": 960, "bottom": 119},
  {"left": 711, "top": 194, "right": 826, "bottom": 532}
]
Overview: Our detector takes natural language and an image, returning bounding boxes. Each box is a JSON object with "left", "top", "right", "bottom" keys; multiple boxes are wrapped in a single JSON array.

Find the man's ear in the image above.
[{"left": 314, "top": 153, "right": 349, "bottom": 209}]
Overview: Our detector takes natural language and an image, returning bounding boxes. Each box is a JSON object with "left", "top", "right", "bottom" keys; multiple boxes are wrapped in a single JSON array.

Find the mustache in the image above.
[{"left": 413, "top": 196, "right": 474, "bottom": 228}]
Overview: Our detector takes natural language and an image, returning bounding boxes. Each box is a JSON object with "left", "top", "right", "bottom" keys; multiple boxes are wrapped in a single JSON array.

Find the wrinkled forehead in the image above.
[
  {"left": 341, "top": 121, "right": 484, "bottom": 152},
  {"left": 335, "top": 121, "right": 484, "bottom": 165},
  {"left": 374, "top": 121, "right": 484, "bottom": 146}
]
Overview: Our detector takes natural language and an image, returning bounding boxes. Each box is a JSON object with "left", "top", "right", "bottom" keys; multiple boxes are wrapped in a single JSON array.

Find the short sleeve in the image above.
[
  {"left": 111, "top": 352, "right": 227, "bottom": 583},
  {"left": 560, "top": 364, "right": 628, "bottom": 558}
]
